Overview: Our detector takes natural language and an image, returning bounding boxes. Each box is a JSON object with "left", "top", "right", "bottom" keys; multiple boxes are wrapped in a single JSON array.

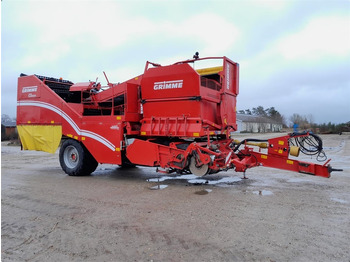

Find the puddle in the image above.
[
  {"left": 147, "top": 174, "right": 242, "bottom": 185},
  {"left": 146, "top": 172, "right": 246, "bottom": 191},
  {"left": 330, "top": 197, "right": 348, "bottom": 204},
  {"left": 194, "top": 189, "right": 212, "bottom": 195},
  {"left": 252, "top": 190, "right": 273, "bottom": 196},
  {"left": 190, "top": 176, "right": 241, "bottom": 185},
  {"left": 147, "top": 174, "right": 198, "bottom": 183},
  {"left": 149, "top": 184, "right": 168, "bottom": 190}
]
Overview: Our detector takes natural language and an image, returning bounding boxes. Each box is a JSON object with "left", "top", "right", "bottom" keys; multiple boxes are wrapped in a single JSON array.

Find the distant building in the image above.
[
  {"left": 1, "top": 121, "right": 17, "bottom": 140},
  {"left": 236, "top": 113, "right": 282, "bottom": 133}
]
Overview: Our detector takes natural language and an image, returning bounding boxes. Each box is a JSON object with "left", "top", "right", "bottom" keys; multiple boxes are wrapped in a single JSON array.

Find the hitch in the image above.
[
  {"left": 328, "top": 166, "right": 343, "bottom": 173},
  {"left": 231, "top": 132, "right": 343, "bottom": 178}
]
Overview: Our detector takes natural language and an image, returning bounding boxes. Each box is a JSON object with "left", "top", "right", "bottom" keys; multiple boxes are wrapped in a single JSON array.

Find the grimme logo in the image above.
[
  {"left": 154, "top": 80, "right": 183, "bottom": 90},
  {"left": 22, "top": 86, "right": 38, "bottom": 93}
]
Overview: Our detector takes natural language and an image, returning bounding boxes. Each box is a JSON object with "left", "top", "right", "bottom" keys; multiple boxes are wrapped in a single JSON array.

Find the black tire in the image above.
[{"left": 59, "top": 139, "right": 98, "bottom": 176}]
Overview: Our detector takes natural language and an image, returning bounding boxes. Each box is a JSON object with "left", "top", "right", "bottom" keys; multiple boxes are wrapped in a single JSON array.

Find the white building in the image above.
[{"left": 235, "top": 114, "right": 283, "bottom": 133}]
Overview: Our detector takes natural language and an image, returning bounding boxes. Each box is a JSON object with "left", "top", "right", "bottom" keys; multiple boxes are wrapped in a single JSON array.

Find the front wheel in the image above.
[{"left": 59, "top": 139, "right": 98, "bottom": 176}]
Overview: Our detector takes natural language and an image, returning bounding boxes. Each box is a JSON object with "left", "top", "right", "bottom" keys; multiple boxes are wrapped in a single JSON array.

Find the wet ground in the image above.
[{"left": 1, "top": 133, "right": 350, "bottom": 261}]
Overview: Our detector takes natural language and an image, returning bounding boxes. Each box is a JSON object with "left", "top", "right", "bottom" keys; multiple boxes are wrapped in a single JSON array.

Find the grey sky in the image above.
[{"left": 2, "top": 0, "right": 350, "bottom": 124}]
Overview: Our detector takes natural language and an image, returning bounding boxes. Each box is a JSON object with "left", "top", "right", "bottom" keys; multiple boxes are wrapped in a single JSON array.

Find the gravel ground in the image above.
[{"left": 1, "top": 133, "right": 350, "bottom": 262}]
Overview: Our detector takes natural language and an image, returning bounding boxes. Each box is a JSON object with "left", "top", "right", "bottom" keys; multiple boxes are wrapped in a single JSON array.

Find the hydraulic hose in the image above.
[
  {"left": 233, "top": 138, "right": 268, "bottom": 152},
  {"left": 289, "top": 132, "right": 326, "bottom": 161}
]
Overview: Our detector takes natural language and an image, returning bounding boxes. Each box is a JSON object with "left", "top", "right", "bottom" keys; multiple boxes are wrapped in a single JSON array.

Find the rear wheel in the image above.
[{"left": 59, "top": 139, "right": 98, "bottom": 176}]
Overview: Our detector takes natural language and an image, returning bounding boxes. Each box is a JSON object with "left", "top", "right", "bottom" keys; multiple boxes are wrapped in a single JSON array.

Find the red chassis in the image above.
[
  {"left": 16, "top": 56, "right": 341, "bottom": 178},
  {"left": 126, "top": 131, "right": 338, "bottom": 178}
]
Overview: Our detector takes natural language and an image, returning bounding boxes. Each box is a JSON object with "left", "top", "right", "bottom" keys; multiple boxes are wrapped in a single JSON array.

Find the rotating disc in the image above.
[{"left": 189, "top": 156, "right": 209, "bottom": 176}]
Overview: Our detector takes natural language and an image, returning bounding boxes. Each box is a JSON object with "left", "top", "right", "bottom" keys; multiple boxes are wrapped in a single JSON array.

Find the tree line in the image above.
[
  {"left": 238, "top": 106, "right": 286, "bottom": 126},
  {"left": 238, "top": 108, "right": 350, "bottom": 133},
  {"left": 289, "top": 113, "right": 350, "bottom": 134}
]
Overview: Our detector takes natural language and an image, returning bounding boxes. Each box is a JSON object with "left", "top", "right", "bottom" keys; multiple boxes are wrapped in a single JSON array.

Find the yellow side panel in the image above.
[
  {"left": 17, "top": 125, "right": 62, "bottom": 154},
  {"left": 196, "top": 66, "right": 223, "bottom": 76}
]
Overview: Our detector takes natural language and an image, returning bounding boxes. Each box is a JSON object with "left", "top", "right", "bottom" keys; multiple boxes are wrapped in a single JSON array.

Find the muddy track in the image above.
[{"left": 2, "top": 134, "right": 350, "bottom": 261}]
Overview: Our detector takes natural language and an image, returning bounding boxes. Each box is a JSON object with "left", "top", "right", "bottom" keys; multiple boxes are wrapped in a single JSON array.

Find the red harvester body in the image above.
[{"left": 16, "top": 56, "right": 340, "bottom": 178}]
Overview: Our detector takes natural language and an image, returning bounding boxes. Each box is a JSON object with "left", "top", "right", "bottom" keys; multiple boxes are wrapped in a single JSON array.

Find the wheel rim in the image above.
[{"left": 63, "top": 145, "right": 79, "bottom": 169}]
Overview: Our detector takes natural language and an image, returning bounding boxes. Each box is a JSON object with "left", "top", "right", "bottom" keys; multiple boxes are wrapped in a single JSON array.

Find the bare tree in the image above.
[
  {"left": 1, "top": 114, "right": 13, "bottom": 124},
  {"left": 307, "top": 114, "right": 314, "bottom": 125},
  {"left": 290, "top": 113, "right": 310, "bottom": 130}
]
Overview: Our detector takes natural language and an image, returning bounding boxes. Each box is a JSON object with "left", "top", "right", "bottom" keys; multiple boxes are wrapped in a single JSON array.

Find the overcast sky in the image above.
[{"left": 2, "top": 0, "right": 350, "bottom": 124}]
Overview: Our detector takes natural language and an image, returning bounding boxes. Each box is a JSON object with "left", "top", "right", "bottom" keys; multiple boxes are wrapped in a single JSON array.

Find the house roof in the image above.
[
  {"left": 237, "top": 114, "right": 260, "bottom": 122},
  {"left": 236, "top": 113, "right": 281, "bottom": 124}
]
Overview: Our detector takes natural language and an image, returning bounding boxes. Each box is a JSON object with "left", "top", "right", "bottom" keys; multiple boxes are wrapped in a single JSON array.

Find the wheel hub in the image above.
[
  {"left": 64, "top": 145, "right": 79, "bottom": 169},
  {"left": 71, "top": 153, "right": 77, "bottom": 161}
]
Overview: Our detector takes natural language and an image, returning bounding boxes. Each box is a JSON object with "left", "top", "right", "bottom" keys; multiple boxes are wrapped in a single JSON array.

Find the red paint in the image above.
[{"left": 17, "top": 57, "right": 334, "bottom": 178}]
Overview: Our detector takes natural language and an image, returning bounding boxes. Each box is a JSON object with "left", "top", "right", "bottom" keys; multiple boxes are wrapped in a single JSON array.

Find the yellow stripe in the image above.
[{"left": 196, "top": 66, "right": 223, "bottom": 76}]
